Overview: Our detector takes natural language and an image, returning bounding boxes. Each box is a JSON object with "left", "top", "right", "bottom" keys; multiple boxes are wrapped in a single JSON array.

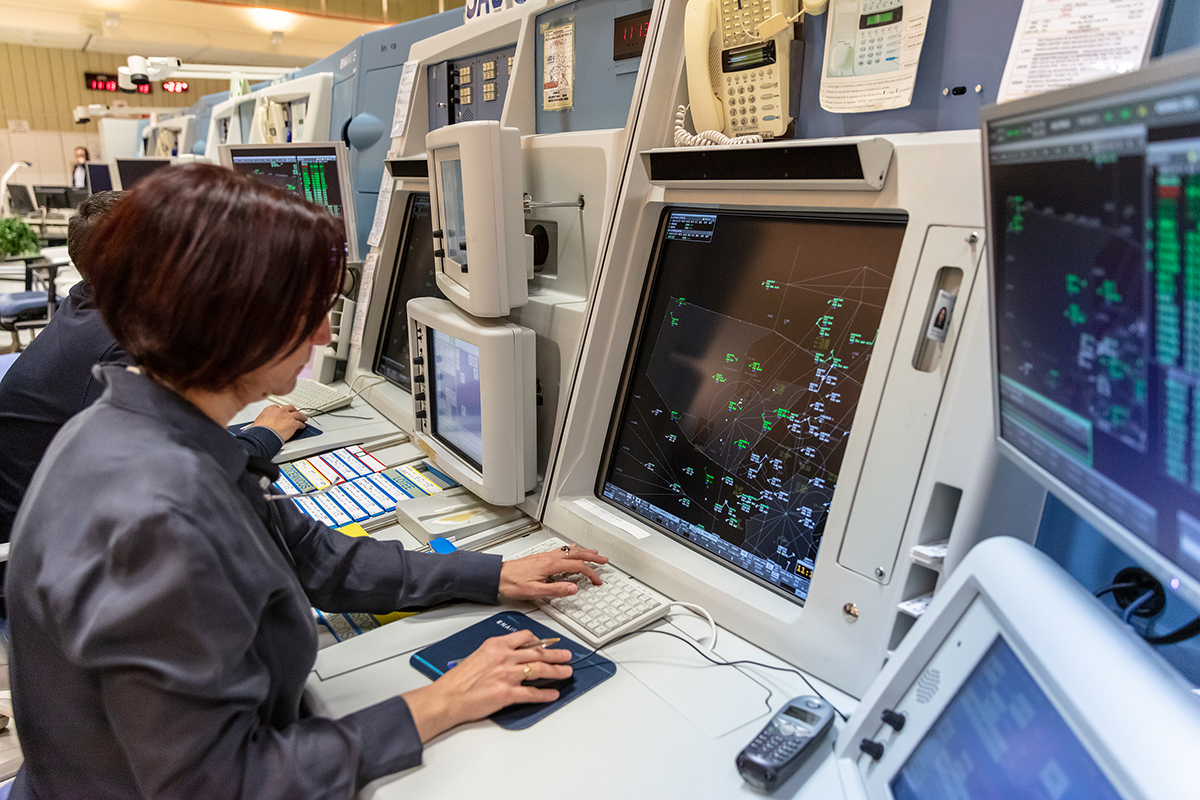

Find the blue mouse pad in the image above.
[
  {"left": 228, "top": 421, "right": 323, "bottom": 440},
  {"left": 410, "top": 611, "right": 616, "bottom": 730}
]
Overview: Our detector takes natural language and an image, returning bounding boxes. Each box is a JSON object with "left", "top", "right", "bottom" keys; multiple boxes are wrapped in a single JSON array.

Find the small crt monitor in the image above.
[
  {"left": 219, "top": 142, "right": 359, "bottom": 261},
  {"left": 425, "top": 121, "right": 529, "bottom": 318},
  {"left": 113, "top": 157, "right": 172, "bottom": 190},
  {"left": 407, "top": 297, "right": 536, "bottom": 506},
  {"left": 85, "top": 163, "right": 113, "bottom": 194},
  {"left": 983, "top": 48, "right": 1200, "bottom": 607},
  {"left": 374, "top": 193, "right": 448, "bottom": 391}
]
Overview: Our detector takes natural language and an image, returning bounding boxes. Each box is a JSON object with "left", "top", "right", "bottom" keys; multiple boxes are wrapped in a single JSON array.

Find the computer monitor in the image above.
[
  {"left": 113, "top": 158, "right": 172, "bottom": 191},
  {"left": 407, "top": 297, "right": 536, "bottom": 506},
  {"left": 65, "top": 188, "right": 89, "bottom": 209},
  {"left": 7, "top": 185, "right": 35, "bottom": 215},
  {"left": 983, "top": 48, "right": 1200, "bottom": 608},
  {"left": 597, "top": 208, "right": 906, "bottom": 603},
  {"left": 86, "top": 163, "right": 113, "bottom": 194},
  {"left": 32, "top": 186, "right": 69, "bottom": 210},
  {"left": 373, "top": 193, "right": 448, "bottom": 391},
  {"left": 219, "top": 142, "right": 359, "bottom": 261},
  {"left": 425, "top": 121, "right": 528, "bottom": 317}
]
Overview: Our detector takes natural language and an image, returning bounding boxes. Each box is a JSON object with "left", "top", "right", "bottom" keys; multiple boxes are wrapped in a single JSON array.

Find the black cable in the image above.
[
  {"left": 565, "top": 627, "right": 850, "bottom": 722},
  {"left": 1142, "top": 615, "right": 1200, "bottom": 646},
  {"left": 1094, "top": 581, "right": 1139, "bottom": 598}
]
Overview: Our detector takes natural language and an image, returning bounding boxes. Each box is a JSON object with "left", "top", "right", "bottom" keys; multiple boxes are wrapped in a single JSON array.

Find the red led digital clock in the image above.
[
  {"left": 85, "top": 73, "right": 151, "bottom": 94},
  {"left": 613, "top": 10, "right": 651, "bottom": 61}
]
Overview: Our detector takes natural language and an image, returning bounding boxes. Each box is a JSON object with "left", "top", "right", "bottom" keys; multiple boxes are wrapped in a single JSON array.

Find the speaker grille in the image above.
[{"left": 915, "top": 668, "right": 940, "bottom": 704}]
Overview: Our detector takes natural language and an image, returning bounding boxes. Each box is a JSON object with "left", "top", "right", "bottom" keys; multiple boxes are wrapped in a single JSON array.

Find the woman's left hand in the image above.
[{"left": 499, "top": 543, "right": 609, "bottom": 600}]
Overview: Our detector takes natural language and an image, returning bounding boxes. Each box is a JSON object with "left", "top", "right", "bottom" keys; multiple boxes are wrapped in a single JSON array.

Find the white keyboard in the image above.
[
  {"left": 269, "top": 378, "right": 353, "bottom": 415},
  {"left": 509, "top": 536, "right": 672, "bottom": 648}
]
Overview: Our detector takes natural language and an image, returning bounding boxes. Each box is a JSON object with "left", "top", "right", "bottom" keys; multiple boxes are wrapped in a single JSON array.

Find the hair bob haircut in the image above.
[{"left": 86, "top": 163, "right": 346, "bottom": 392}]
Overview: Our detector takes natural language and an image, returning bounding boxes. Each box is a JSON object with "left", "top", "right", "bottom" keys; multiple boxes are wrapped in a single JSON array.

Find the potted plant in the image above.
[{"left": 0, "top": 216, "right": 39, "bottom": 258}]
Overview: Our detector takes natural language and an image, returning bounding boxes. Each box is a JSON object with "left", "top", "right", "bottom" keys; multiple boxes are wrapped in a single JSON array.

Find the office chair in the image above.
[{"left": 0, "top": 259, "right": 67, "bottom": 353}]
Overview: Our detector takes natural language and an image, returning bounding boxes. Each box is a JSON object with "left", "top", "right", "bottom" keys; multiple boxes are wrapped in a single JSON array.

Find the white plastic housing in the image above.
[
  {"left": 836, "top": 536, "right": 1200, "bottom": 800},
  {"left": 425, "top": 120, "right": 529, "bottom": 318},
  {"left": 407, "top": 297, "right": 536, "bottom": 506}
]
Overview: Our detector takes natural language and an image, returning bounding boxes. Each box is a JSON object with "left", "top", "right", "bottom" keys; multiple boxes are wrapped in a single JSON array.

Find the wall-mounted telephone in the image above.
[
  {"left": 684, "top": 0, "right": 796, "bottom": 139},
  {"left": 291, "top": 102, "right": 307, "bottom": 142},
  {"left": 827, "top": 0, "right": 904, "bottom": 77},
  {"left": 261, "top": 100, "right": 288, "bottom": 144},
  {"left": 155, "top": 129, "right": 178, "bottom": 157}
]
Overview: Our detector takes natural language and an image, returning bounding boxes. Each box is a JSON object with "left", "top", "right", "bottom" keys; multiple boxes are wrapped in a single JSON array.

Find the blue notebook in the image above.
[{"left": 410, "top": 611, "right": 616, "bottom": 730}]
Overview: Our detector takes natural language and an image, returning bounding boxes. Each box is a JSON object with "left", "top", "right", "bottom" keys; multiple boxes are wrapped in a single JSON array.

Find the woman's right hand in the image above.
[{"left": 402, "top": 631, "right": 573, "bottom": 742}]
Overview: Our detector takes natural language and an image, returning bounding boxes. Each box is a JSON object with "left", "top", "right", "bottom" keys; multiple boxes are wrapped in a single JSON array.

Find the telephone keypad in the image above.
[
  {"left": 722, "top": 64, "right": 781, "bottom": 136},
  {"left": 720, "top": 0, "right": 770, "bottom": 49},
  {"left": 852, "top": 0, "right": 902, "bottom": 75}
]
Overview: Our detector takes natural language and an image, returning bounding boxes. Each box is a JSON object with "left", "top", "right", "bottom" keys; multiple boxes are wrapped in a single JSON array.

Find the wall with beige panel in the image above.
[
  {"left": 0, "top": 43, "right": 228, "bottom": 134},
  {"left": 0, "top": 130, "right": 105, "bottom": 187}
]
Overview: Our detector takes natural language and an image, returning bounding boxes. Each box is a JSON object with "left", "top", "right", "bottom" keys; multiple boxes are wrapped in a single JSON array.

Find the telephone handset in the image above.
[
  {"left": 684, "top": 0, "right": 796, "bottom": 139},
  {"left": 262, "top": 100, "right": 288, "bottom": 144},
  {"left": 827, "top": 0, "right": 904, "bottom": 77}
]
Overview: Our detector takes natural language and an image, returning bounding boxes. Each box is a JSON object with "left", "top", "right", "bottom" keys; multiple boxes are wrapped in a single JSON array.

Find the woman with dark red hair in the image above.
[{"left": 4, "top": 164, "right": 606, "bottom": 799}]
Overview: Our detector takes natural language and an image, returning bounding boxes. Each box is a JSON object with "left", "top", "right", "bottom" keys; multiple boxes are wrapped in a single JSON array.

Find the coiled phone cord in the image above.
[{"left": 673, "top": 105, "right": 765, "bottom": 147}]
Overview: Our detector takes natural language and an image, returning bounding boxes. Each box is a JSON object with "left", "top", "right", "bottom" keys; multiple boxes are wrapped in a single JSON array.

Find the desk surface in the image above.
[
  {"left": 235, "top": 384, "right": 405, "bottom": 462},
  {"left": 304, "top": 531, "right": 858, "bottom": 800}
]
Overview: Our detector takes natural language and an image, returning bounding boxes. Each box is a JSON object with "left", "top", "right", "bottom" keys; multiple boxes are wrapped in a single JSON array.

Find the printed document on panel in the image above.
[
  {"left": 367, "top": 172, "right": 393, "bottom": 249},
  {"left": 819, "top": 0, "right": 932, "bottom": 113},
  {"left": 350, "top": 253, "right": 378, "bottom": 349},
  {"left": 997, "top": 0, "right": 1164, "bottom": 104},
  {"left": 391, "top": 60, "right": 419, "bottom": 138}
]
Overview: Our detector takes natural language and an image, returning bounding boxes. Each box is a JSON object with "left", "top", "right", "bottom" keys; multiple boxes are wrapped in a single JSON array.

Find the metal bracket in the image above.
[{"left": 523, "top": 192, "right": 585, "bottom": 213}]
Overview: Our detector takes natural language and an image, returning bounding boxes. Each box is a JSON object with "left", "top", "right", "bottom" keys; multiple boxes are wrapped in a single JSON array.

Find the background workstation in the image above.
[{"left": 5, "top": 0, "right": 1200, "bottom": 796}]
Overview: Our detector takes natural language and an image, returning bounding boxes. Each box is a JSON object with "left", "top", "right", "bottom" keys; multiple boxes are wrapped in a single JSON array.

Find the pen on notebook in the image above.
[{"left": 446, "top": 638, "right": 561, "bottom": 671}]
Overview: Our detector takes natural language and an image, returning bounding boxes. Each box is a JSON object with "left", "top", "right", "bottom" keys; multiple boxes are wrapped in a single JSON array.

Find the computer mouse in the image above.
[{"left": 523, "top": 674, "right": 575, "bottom": 690}]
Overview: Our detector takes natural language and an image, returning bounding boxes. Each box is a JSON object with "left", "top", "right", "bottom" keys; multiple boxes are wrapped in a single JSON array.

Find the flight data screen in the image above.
[
  {"left": 600, "top": 209, "right": 905, "bottom": 602},
  {"left": 988, "top": 75, "right": 1200, "bottom": 588},
  {"left": 891, "top": 638, "right": 1121, "bottom": 800},
  {"left": 430, "top": 329, "right": 484, "bottom": 472},
  {"left": 374, "top": 193, "right": 446, "bottom": 390},
  {"left": 229, "top": 147, "right": 346, "bottom": 221}
]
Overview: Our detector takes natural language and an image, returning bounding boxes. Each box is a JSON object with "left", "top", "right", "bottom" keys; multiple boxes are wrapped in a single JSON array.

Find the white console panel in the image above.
[
  {"left": 835, "top": 536, "right": 1200, "bottom": 800},
  {"left": 536, "top": 0, "right": 1043, "bottom": 698}
]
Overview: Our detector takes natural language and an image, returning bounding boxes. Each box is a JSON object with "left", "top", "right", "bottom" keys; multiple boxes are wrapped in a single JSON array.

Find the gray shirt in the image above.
[{"left": 7, "top": 365, "right": 503, "bottom": 799}]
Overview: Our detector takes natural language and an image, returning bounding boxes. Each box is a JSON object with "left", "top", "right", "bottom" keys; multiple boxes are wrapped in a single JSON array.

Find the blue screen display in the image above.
[
  {"left": 891, "top": 638, "right": 1121, "bottom": 800},
  {"left": 430, "top": 329, "right": 484, "bottom": 472}
]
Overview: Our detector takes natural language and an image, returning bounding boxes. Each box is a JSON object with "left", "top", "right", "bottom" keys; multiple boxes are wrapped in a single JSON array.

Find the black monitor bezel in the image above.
[
  {"left": 373, "top": 192, "right": 433, "bottom": 392},
  {"left": 594, "top": 205, "right": 907, "bottom": 606},
  {"left": 85, "top": 162, "right": 113, "bottom": 194},
  {"left": 114, "top": 158, "right": 172, "bottom": 190}
]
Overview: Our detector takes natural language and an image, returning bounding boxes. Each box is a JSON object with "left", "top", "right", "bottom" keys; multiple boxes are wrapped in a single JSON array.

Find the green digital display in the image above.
[{"left": 866, "top": 11, "right": 895, "bottom": 26}]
